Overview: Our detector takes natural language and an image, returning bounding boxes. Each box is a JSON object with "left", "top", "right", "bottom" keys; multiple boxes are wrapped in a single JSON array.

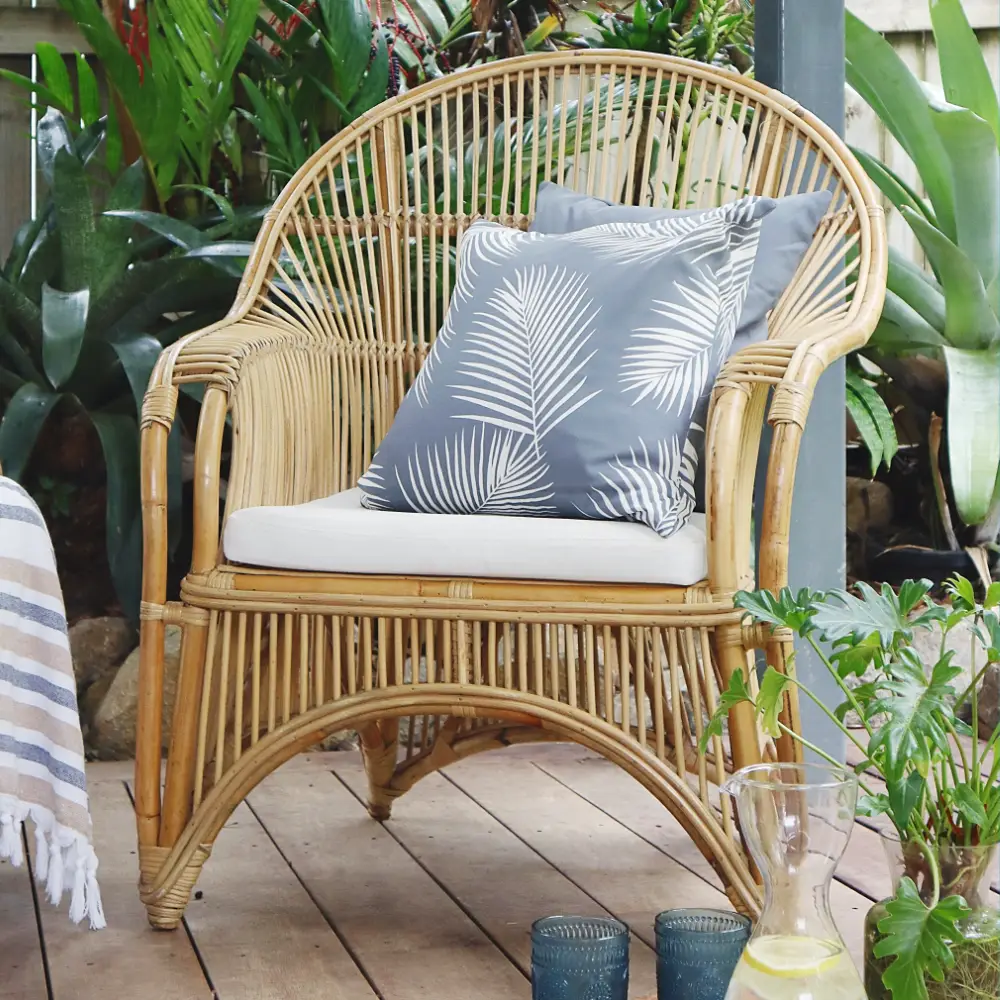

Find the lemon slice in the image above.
[{"left": 743, "top": 935, "right": 843, "bottom": 979}]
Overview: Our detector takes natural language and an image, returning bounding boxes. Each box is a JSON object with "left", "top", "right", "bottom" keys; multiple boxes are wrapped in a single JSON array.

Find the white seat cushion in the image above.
[{"left": 223, "top": 489, "right": 707, "bottom": 586}]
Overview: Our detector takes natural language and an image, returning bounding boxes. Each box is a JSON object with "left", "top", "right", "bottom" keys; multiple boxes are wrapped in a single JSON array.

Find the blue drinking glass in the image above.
[
  {"left": 655, "top": 908, "right": 751, "bottom": 1000},
  {"left": 531, "top": 915, "right": 630, "bottom": 1000}
]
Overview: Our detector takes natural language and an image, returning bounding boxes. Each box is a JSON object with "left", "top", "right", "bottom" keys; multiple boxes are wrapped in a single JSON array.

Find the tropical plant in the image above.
[
  {"left": 847, "top": 359, "right": 899, "bottom": 477},
  {"left": 704, "top": 576, "right": 1000, "bottom": 1000},
  {"left": 0, "top": 111, "right": 253, "bottom": 619},
  {"left": 846, "top": 0, "right": 1000, "bottom": 550},
  {"left": 239, "top": 0, "right": 391, "bottom": 189},
  {"left": 581, "top": 0, "right": 754, "bottom": 72}
]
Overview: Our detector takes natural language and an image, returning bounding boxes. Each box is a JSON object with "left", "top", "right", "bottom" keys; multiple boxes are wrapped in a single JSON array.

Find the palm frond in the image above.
[
  {"left": 359, "top": 425, "right": 556, "bottom": 515},
  {"left": 450, "top": 264, "right": 602, "bottom": 447},
  {"left": 570, "top": 212, "right": 728, "bottom": 266}
]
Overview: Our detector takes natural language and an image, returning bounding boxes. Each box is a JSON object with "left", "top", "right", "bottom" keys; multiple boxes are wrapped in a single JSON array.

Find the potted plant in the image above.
[
  {"left": 704, "top": 576, "right": 1000, "bottom": 999},
  {"left": 844, "top": 0, "right": 1000, "bottom": 578}
]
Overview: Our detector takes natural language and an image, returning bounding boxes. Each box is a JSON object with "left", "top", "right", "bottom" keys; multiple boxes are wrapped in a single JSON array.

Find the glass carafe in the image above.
[{"left": 722, "top": 762, "right": 865, "bottom": 1000}]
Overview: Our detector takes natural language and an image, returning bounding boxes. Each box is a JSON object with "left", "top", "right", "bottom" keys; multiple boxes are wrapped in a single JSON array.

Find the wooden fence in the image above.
[{"left": 1, "top": 0, "right": 999, "bottom": 257}]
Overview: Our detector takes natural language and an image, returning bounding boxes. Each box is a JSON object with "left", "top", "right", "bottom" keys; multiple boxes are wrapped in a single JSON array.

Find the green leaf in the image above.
[
  {"left": 103, "top": 210, "right": 209, "bottom": 251},
  {"left": 930, "top": 0, "right": 1000, "bottom": 146},
  {"left": 857, "top": 793, "right": 890, "bottom": 818},
  {"left": 734, "top": 587, "right": 819, "bottom": 636},
  {"left": 897, "top": 580, "right": 935, "bottom": 617},
  {"left": 89, "top": 411, "right": 141, "bottom": 623},
  {"left": 851, "top": 146, "right": 937, "bottom": 227},
  {"left": 75, "top": 53, "right": 101, "bottom": 127},
  {"left": 93, "top": 161, "right": 147, "bottom": 299},
  {"left": 832, "top": 634, "right": 880, "bottom": 679},
  {"left": 757, "top": 666, "right": 791, "bottom": 739},
  {"left": 902, "top": 208, "right": 1000, "bottom": 349},
  {"left": 41, "top": 283, "right": 90, "bottom": 390},
  {"left": 874, "top": 879, "right": 970, "bottom": 1000},
  {"left": 36, "top": 109, "right": 74, "bottom": 185},
  {"left": 927, "top": 95, "right": 1000, "bottom": 292},
  {"left": 942, "top": 347, "right": 1000, "bottom": 526},
  {"left": 322, "top": 0, "right": 374, "bottom": 99},
  {"left": 108, "top": 334, "right": 163, "bottom": 416},
  {"left": 35, "top": 43, "right": 74, "bottom": 115},
  {"left": 949, "top": 782, "right": 988, "bottom": 827},
  {"left": 347, "top": 30, "right": 389, "bottom": 121},
  {"left": 870, "top": 651, "right": 961, "bottom": 773},
  {"left": 877, "top": 289, "right": 948, "bottom": 352},
  {"left": 846, "top": 12, "right": 957, "bottom": 241},
  {"left": 846, "top": 369, "right": 898, "bottom": 475},
  {"left": 51, "top": 146, "right": 96, "bottom": 293},
  {"left": 888, "top": 770, "right": 925, "bottom": 831},
  {"left": 698, "top": 669, "right": 753, "bottom": 755},
  {"left": 812, "top": 582, "right": 911, "bottom": 646},
  {"left": 886, "top": 247, "right": 946, "bottom": 335},
  {"left": 0, "top": 384, "right": 61, "bottom": 482}
]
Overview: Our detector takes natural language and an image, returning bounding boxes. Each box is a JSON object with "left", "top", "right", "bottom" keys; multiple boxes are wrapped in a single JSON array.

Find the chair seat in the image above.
[{"left": 223, "top": 489, "right": 708, "bottom": 586}]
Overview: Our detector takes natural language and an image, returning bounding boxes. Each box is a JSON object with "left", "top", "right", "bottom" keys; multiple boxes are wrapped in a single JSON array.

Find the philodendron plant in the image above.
[
  {"left": 846, "top": 0, "right": 1000, "bottom": 545},
  {"left": 704, "top": 576, "right": 1000, "bottom": 1000}
]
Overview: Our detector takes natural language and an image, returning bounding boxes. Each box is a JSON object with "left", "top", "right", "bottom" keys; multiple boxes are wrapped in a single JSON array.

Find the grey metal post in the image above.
[{"left": 755, "top": 0, "right": 847, "bottom": 761}]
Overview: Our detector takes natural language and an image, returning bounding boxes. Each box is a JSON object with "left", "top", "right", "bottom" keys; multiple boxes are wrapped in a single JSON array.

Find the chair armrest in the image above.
[
  {"left": 705, "top": 316, "right": 875, "bottom": 602},
  {"left": 141, "top": 316, "right": 335, "bottom": 595}
]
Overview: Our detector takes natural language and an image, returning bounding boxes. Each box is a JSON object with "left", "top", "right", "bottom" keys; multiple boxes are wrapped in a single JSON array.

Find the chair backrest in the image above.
[{"left": 233, "top": 51, "right": 883, "bottom": 493}]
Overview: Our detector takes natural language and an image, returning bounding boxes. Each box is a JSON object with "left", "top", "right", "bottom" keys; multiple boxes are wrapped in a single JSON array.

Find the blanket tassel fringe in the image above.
[{"left": 0, "top": 797, "right": 105, "bottom": 930}]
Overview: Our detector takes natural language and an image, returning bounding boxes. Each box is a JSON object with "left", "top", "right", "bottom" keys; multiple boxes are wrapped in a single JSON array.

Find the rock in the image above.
[
  {"left": 846, "top": 477, "right": 893, "bottom": 536},
  {"left": 87, "top": 625, "right": 182, "bottom": 760},
  {"left": 979, "top": 664, "right": 1000, "bottom": 738},
  {"left": 69, "top": 616, "right": 135, "bottom": 690}
]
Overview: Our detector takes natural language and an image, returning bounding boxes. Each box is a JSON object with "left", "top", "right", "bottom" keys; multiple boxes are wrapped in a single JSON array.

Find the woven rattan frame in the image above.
[{"left": 135, "top": 51, "right": 887, "bottom": 929}]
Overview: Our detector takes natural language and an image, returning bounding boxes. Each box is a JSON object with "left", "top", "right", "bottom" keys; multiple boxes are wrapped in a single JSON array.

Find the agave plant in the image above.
[
  {"left": 846, "top": 0, "right": 1000, "bottom": 546},
  {"left": 0, "top": 111, "right": 252, "bottom": 619}
]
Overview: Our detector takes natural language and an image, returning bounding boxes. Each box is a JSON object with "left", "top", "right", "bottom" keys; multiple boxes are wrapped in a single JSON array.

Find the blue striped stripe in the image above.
[
  {"left": 0, "top": 734, "right": 86, "bottom": 790},
  {"left": 0, "top": 504, "right": 46, "bottom": 530},
  {"left": 0, "top": 592, "right": 66, "bottom": 634},
  {"left": 0, "top": 480, "right": 33, "bottom": 502},
  {"left": 0, "top": 661, "right": 77, "bottom": 711}
]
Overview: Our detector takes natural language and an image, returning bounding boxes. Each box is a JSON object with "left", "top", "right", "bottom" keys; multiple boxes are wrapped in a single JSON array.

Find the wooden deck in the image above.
[{"left": 1, "top": 745, "right": 895, "bottom": 999}]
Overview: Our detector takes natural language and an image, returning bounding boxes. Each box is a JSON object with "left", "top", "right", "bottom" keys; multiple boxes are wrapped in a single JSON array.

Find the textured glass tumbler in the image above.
[
  {"left": 655, "top": 908, "right": 751, "bottom": 1000},
  {"left": 531, "top": 916, "right": 629, "bottom": 1000}
]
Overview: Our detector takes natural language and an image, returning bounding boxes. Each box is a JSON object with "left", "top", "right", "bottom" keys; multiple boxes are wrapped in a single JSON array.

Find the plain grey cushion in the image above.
[
  {"left": 359, "top": 198, "right": 776, "bottom": 539},
  {"left": 531, "top": 183, "right": 832, "bottom": 351}
]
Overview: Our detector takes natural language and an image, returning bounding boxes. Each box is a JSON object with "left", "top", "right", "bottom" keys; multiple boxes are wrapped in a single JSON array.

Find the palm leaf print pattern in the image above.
[
  {"left": 413, "top": 226, "right": 523, "bottom": 406},
  {"left": 363, "top": 426, "right": 555, "bottom": 515},
  {"left": 450, "top": 265, "right": 602, "bottom": 447},
  {"left": 618, "top": 200, "right": 764, "bottom": 416},
  {"left": 582, "top": 436, "right": 698, "bottom": 536}
]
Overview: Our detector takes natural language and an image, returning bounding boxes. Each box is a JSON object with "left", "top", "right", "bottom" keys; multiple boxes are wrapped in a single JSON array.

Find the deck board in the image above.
[
  {"left": 184, "top": 800, "right": 377, "bottom": 1000},
  {"left": 40, "top": 779, "right": 212, "bottom": 1000},
  {"left": 5, "top": 746, "right": 904, "bottom": 996},
  {"left": 0, "top": 845, "right": 49, "bottom": 999},
  {"left": 333, "top": 753, "right": 658, "bottom": 996},
  {"left": 248, "top": 762, "right": 530, "bottom": 1000}
]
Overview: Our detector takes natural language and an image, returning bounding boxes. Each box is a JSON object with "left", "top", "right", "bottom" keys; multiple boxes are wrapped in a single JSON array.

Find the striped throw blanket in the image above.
[{"left": 0, "top": 477, "right": 104, "bottom": 928}]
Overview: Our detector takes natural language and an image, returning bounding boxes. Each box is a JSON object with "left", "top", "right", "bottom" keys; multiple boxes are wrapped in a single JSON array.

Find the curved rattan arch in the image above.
[
  {"left": 136, "top": 49, "right": 887, "bottom": 932},
  {"left": 139, "top": 686, "right": 761, "bottom": 928}
]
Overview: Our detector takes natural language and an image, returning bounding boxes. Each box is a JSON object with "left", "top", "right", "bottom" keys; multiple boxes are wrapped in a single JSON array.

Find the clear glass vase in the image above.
[
  {"left": 864, "top": 832, "right": 1000, "bottom": 1000},
  {"left": 722, "top": 762, "right": 866, "bottom": 1000}
]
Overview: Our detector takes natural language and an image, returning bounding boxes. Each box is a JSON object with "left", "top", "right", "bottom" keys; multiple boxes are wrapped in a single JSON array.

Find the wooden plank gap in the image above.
[
  {"left": 330, "top": 766, "right": 530, "bottom": 983},
  {"left": 243, "top": 798, "right": 388, "bottom": 1000}
]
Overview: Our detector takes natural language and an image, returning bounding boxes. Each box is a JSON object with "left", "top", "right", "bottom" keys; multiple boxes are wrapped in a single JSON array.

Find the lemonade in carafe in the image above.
[{"left": 723, "top": 763, "right": 865, "bottom": 1000}]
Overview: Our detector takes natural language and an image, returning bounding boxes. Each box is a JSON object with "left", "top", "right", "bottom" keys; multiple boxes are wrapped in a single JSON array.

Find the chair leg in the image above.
[
  {"left": 139, "top": 843, "right": 212, "bottom": 930},
  {"left": 359, "top": 718, "right": 400, "bottom": 820}
]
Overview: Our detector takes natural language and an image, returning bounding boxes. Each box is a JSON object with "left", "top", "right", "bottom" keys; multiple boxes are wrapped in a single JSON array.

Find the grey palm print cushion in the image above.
[{"left": 358, "top": 197, "right": 776, "bottom": 538}]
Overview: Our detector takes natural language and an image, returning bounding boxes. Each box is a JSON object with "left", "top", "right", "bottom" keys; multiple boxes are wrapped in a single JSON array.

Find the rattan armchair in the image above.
[{"left": 135, "top": 51, "right": 886, "bottom": 928}]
